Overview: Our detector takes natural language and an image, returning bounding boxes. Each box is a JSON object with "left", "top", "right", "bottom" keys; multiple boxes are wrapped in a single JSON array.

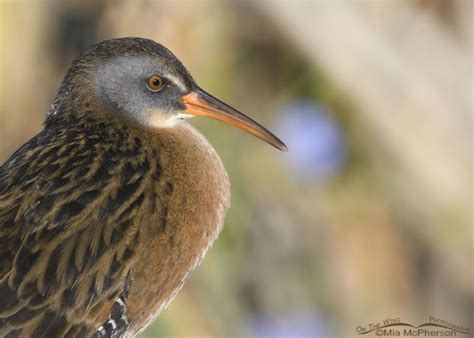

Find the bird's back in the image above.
[{"left": 0, "top": 117, "right": 230, "bottom": 337}]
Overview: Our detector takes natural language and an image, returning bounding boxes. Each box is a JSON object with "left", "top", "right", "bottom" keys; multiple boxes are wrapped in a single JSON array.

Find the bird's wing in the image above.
[{"left": 0, "top": 127, "right": 150, "bottom": 337}]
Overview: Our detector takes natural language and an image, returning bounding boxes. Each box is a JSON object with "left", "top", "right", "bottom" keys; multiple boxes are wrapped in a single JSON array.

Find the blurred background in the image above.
[{"left": 0, "top": 1, "right": 472, "bottom": 337}]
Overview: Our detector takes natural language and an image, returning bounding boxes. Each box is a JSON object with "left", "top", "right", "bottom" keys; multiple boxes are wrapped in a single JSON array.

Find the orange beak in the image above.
[{"left": 181, "top": 88, "right": 287, "bottom": 151}]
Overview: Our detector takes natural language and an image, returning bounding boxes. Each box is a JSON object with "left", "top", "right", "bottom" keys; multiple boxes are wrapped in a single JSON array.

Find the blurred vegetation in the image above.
[{"left": 0, "top": 1, "right": 471, "bottom": 337}]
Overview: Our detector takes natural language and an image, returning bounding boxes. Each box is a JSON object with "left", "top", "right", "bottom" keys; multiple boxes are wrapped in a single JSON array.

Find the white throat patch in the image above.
[{"left": 146, "top": 111, "right": 194, "bottom": 128}]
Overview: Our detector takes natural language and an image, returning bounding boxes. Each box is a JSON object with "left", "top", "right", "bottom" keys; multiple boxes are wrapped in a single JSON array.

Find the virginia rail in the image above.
[{"left": 0, "top": 38, "right": 286, "bottom": 337}]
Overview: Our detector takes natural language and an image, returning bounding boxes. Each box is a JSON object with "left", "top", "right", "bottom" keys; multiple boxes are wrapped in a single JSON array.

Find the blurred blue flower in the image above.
[
  {"left": 275, "top": 100, "right": 347, "bottom": 182},
  {"left": 246, "top": 311, "right": 334, "bottom": 338}
]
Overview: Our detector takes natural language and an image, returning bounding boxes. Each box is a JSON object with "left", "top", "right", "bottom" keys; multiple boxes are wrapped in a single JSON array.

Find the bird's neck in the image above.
[{"left": 122, "top": 122, "right": 232, "bottom": 335}]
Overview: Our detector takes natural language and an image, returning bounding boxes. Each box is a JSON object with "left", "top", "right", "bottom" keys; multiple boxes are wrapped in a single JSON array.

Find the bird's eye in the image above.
[{"left": 146, "top": 75, "right": 164, "bottom": 92}]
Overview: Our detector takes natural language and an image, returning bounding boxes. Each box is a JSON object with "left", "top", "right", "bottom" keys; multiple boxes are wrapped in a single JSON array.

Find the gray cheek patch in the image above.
[
  {"left": 94, "top": 56, "right": 184, "bottom": 126},
  {"left": 95, "top": 56, "right": 152, "bottom": 123}
]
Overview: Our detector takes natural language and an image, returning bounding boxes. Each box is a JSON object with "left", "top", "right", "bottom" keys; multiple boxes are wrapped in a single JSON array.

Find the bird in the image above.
[{"left": 0, "top": 37, "right": 286, "bottom": 337}]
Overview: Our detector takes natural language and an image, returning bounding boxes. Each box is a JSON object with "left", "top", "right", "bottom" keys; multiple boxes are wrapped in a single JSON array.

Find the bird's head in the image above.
[{"left": 52, "top": 37, "right": 286, "bottom": 151}]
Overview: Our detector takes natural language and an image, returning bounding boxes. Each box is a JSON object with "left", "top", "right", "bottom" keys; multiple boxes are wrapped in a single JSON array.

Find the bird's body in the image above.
[
  {"left": 0, "top": 38, "right": 284, "bottom": 337},
  {"left": 0, "top": 96, "right": 229, "bottom": 337}
]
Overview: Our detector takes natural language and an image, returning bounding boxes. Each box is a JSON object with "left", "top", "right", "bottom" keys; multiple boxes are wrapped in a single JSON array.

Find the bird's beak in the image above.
[{"left": 181, "top": 87, "right": 287, "bottom": 151}]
